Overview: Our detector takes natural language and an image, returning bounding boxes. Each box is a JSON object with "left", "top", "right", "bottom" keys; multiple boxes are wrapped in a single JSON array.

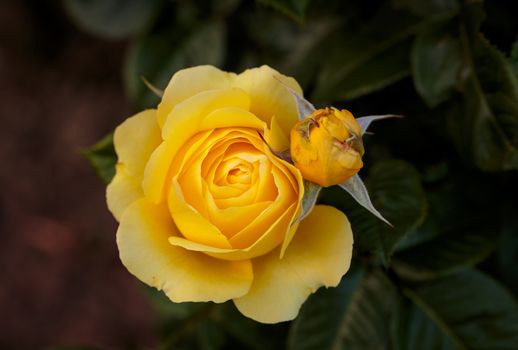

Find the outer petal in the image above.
[
  {"left": 157, "top": 66, "right": 236, "bottom": 127},
  {"left": 234, "top": 65, "right": 302, "bottom": 138},
  {"left": 113, "top": 109, "right": 161, "bottom": 180},
  {"left": 106, "top": 164, "right": 142, "bottom": 221},
  {"left": 117, "top": 198, "right": 253, "bottom": 303},
  {"left": 233, "top": 205, "right": 353, "bottom": 323}
]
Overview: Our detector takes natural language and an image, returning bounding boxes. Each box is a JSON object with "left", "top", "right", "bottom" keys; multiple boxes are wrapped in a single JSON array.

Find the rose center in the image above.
[{"left": 227, "top": 163, "right": 252, "bottom": 184}]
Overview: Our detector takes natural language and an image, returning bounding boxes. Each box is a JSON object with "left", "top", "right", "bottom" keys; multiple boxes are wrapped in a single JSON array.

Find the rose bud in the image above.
[{"left": 290, "top": 107, "right": 364, "bottom": 187}]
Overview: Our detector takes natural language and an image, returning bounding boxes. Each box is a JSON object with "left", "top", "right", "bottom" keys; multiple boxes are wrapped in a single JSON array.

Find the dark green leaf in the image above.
[
  {"left": 394, "top": 297, "right": 457, "bottom": 350},
  {"left": 289, "top": 269, "right": 518, "bottom": 350},
  {"left": 402, "top": 269, "right": 518, "bottom": 349},
  {"left": 320, "top": 160, "right": 427, "bottom": 263},
  {"left": 411, "top": 22, "right": 463, "bottom": 107},
  {"left": 311, "top": 5, "right": 422, "bottom": 103},
  {"left": 63, "top": 0, "right": 162, "bottom": 39},
  {"left": 288, "top": 268, "right": 398, "bottom": 350},
  {"left": 82, "top": 133, "right": 116, "bottom": 184},
  {"left": 330, "top": 38, "right": 411, "bottom": 101},
  {"left": 392, "top": 230, "right": 495, "bottom": 280},
  {"left": 144, "top": 288, "right": 281, "bottom": 350},
  {"left": 338, "top": 270, "right": 398, "bottom": 349},
  {"left": 393, "top": 169, "right": 501, "bottom": 280},
  {"left": 448, "top": 3, "right": 518, "bottom": 171},
  {"left": 281, "top": 18, "right": 342, "bottom": 89},
  {"left": 125, "top": 20, "right": 226, "bottom": 109},
  {"left": 497, "top": 211, "right": 518, "bottom": 295},
  {"left": 256, "top": 0, "right": 311, "bottom": 21}
]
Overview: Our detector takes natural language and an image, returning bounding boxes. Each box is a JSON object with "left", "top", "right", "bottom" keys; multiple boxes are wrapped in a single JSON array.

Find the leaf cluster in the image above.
[{"left": 77, "top": 0, "right": 518, "bottom": 348}]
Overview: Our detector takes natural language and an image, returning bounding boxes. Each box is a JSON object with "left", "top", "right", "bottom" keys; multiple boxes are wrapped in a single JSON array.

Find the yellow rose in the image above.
[
  {"left": 106, "top": 66, "right": 353, "bottom": 323},
  {"left": 291, "top": 107, "right": 364, "bottom": 187}
]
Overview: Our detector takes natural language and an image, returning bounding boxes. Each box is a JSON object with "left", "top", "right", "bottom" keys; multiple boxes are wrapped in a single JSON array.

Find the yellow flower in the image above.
[
  {"left": 106, "top": 66, "right": 353, "bottom": 323},
  {"left": 290, "top": 107, "right": 364, "bottom": 187}
]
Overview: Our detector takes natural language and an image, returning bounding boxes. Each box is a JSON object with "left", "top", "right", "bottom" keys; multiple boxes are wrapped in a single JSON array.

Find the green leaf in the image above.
[
  {"left": 411, "top": 22, "right": 463, "bottom": 107},
  {"left": 392, "top": 230, "right": 495, "bottom": 280},
  {"left": 393, "top": 168, "right": 501, "bottom": 280},
  {"left": 311, "top": 5, "right": 422, "bottom": 103},
  {"left": 82, "top": 133, "right": 116, "bottom": 184},
  {"left": 256, "top": 0, "right": 311, "bottom": 21},
  {"left": 394, "top": 297, "right": 457, "bottom": 350},
  {"left": 320, "top": 160, "right": 427, "bottom": 263},
  {"left": 448, "top": 3, "right": 518, "bottom": 171},
  {"left": 62, "top": 0, "right": 162, "bottom": 39},
  {"left": 124, "top": 20, "right": 226, "bottom": 109},
  {"left": 319, "top": 38, "right": 412, "bottom": 102},
  {"left": 402, "top": 269, "right": 518, "bottom": 349},
  {"left": 497, "top": 212, "right": 518, "bottom": 295},
  {"left": 281, "top": 18, "right": 342, "bottom": 89},
  {"left": 291, "top": 269, "right": 518, "bottom": 350},
  {"left": 144, "top": 288, "right": 281, "bottom": 350},
  {"left": 288, "top": 268, "right": 398, "bottom": 350}
]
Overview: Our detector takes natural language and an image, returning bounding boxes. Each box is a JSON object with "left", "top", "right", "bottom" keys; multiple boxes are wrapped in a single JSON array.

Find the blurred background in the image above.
[
  {"left": 0, "top": 1, "right": 154, "bottom": 349},
  {"left": 1, "top": 0, "right": 517, "bottom": 349}
]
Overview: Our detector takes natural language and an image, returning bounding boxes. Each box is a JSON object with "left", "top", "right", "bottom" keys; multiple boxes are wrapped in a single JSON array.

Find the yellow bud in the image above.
[{"left": 290, "top": 107, "right": 364, "bottom": 187}]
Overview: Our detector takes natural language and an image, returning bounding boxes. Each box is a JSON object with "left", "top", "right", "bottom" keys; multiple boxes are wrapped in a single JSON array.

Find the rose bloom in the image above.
[{"left": 107, "top": 65, "right": 353, "bottom": 323}]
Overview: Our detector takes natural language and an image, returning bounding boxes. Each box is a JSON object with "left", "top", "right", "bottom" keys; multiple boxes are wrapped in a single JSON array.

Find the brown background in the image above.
[{"left": 0, "top": 1, "right": 156, "bottom": 348}]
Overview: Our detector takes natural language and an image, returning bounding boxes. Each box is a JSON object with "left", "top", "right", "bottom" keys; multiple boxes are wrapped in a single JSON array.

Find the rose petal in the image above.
[
  {"left": 168, "top": 202, "right": 298, "bottom": 261},
  {"left": 199, "top": 107, "right": 265, "bottom": 132},
  {"left": 106, "top": 164, "right": 142, "bottom": 221},
  {"left": 176, "top": 129, "right": 271, "bottom": 225},
  {"left": 144, "top": 89, "right": 251, "bottom": 203},
  {"left": 161, "top": 90, "right": 253, "bottom": 141},
  {"left": 157, "top": 66, "right": 236, "bottom": 127},
  {"left": 264, "top": 115, "right": 290, "bottom": 152},
  {"left": 117, "top": 198, "right": 253, "bottom": 303},
  {"left": 168, "top": 179, "right": 232, "bottom": 249},
  {"left": 233, "top": 205, "right": 353, "bottom": 323},
  {"left": 206, "top": 201, "right": 273, "bottom": 238},
  {"left": 113, "top": 109, "right": 161, "bottom": 180},
  {"left": 228, "top": 167, "right": 297, "bottom": 248},
  {"left": 234, "top": 65, "right": 302, "bottom": 138}
]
